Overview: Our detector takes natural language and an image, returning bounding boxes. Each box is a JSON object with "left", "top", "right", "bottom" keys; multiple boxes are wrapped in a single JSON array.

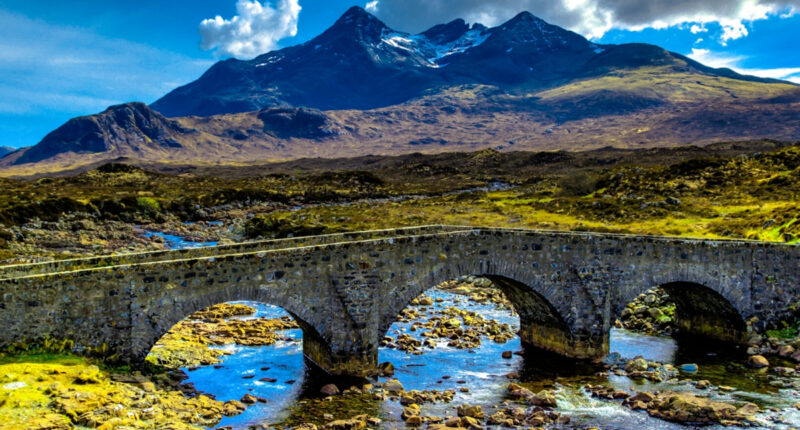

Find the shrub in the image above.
[
  {"left": 557, "top": 172, "right": 599, "bottom": 197},
  {"left": 136, "top": 197, "right": 161, "bottom": 216}
]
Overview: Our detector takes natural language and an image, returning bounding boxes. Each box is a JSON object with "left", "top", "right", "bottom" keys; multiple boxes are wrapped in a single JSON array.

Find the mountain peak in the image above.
[
  {"left": 512, "top": 11, "right": 539, "bottom": 21},
  {"left": 501, "top": 11, "right": 547, "bottom": 28},
  {"left": 333, "top": 6, "right": 385, "bottom": 29},
  {"left": 340, "top": 5, "right": 372, "bottom": 19},
  {"left": 486, "top": 10, "right": 591, "bottom": 53},
  {"left": 8, "top": 102, "right": 191, "bottom": 166},
  {"left": 323, "top": 5, "right": 389, "bottom": 43}
]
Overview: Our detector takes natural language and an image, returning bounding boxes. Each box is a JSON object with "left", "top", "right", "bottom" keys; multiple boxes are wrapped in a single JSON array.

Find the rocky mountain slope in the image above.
[
  {"left": 1, "top": 7, "right": 799, "bottom": 177},
  {"left": 150, "top": 6, "right": 780, "bottom": 117}
]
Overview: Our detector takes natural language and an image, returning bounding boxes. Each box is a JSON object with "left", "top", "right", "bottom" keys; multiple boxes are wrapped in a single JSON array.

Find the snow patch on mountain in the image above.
[{"left": 380, "top": 27, "right": 489, "bottom": 67}]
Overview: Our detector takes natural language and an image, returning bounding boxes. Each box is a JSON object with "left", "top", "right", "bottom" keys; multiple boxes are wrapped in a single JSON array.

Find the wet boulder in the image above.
[
  {"left": 530, "top": 390, "right": 558, "bottom": 408},
  {"left": 382, "top": 379, "right": 404, "bottom": 394},
  {"left": 747, "top": 355, "right": 769, "bottom": 369},
  {"left": 320, "top": 384, "right": 340, "bottom": 396},
  {"left": 378, "top": 361, "right": 395, "bottom": 377},
  {"left": 456, "top": 404, "right": 485, "bottom": 419}
]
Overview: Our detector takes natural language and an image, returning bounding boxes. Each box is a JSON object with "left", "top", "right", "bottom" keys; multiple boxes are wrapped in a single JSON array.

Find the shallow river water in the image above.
[{"left": 176, "top": 291, "right": 800, "bottom": 429}]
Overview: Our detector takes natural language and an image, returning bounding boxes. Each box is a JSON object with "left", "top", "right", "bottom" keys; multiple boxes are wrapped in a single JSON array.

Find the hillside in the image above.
[
  {"left": 1, "top": 7, "right": 799, "bottom": 177},
  {"left": 1, "top": 140, "right": 798, "bottom": 261}
]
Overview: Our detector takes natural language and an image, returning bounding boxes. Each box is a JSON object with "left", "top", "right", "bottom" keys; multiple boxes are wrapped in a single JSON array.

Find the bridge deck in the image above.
[
  {"left": 0, "top": 225, "right": 793, "bottom": 281},
  {"left": 0, "top": 225, "right": 472, "bottom": 280}
]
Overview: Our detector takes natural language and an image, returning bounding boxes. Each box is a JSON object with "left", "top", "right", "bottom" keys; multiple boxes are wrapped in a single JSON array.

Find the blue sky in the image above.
[{"left": 1, "top": 0, "right": 799, "bottom": 148}]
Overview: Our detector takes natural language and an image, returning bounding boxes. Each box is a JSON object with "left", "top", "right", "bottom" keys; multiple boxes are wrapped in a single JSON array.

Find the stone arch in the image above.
[
  {"left": 659, "top": 282, "right": 748, "bottom": 344},
  {"left": 377, "top": 264, "right": 599, "bottom": 359},
  {"left": 614, "top": 277, "right": 748, "bottom": 344},
  {"left": 134, "top": 286, "right": 334, "bottom": 371}
]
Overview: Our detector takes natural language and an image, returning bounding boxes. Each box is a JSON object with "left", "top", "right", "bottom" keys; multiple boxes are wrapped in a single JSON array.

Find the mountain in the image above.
[
  {"left": 0, "top": 147, "right": 13, "bottom": 158},
  {"left": 2, "top": 7, "right": 800, "bottom": 177},
  {"left": 151, "top": 7, "right": 780, "bottom": 118}
]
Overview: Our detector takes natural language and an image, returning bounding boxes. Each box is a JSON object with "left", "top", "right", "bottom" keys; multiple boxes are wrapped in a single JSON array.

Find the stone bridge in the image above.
[{"left": 1, "top": 225, "right": 798, "bottom": 377}]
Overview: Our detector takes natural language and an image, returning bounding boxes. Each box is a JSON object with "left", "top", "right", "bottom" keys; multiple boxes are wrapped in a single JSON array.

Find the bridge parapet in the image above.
[{"left": 0, "top": 225, "right": 470, "bottom": 280}]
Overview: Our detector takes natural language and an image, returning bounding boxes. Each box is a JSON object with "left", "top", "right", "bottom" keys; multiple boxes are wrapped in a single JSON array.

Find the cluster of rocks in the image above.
[
  {"left": 393, "top": 384, "right": 566, "bottom": 429},
  {"left": 439, "top": 277, "right": 515, "bottom": 310},
  {"left": 383, "top": 295, "right": 516, "bottom": 354},
  {"left": 586, "top": 385, "right": 760, "bottom": 426},
  {"left": 147, "top": 303, "right": 298, "bottom": 368},
  {"left": 746, "top": 331, "right": 800, "bottom": 364},
  {"left": 179, "top": 316, "right": 298, "bottom": 347},
  {"left": 189, "top": 303, "right": 256, "bottom": 320},
  {"left": 602, "top": 355, "right": 679, "bottom": 382},
  {"left": 0, "top": 361, "right": 250, "bottom": 430},
  {"left": 288, "top": 379, "right": 454, "bottom": 429},
  {"left": 292, "top": 414, "right": 382, "bottom": 430},
  {"left": 616, "top": 287, "right": 675, "bottom": 336}
]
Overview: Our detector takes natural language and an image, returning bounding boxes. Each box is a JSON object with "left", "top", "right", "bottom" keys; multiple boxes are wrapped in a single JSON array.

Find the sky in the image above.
[{"left": 1, "top": 0, "right": 799, "bottom": 149}]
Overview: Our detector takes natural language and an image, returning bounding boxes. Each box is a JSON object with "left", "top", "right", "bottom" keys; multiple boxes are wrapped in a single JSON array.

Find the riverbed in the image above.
[{"left": 173, "top": 291, "right": 800, "bottom": 429}]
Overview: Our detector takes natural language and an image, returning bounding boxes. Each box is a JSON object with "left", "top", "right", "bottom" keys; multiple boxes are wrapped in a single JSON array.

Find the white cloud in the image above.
[
  {"left": 364, "top": 0, "right": 800, "bottom": 42},
  {"left": 690, "top": 24, "right": 708, "bottom": 33},
  {"left": 199, "top": 0, "right": 301, "bottom": 59},
  {"left": 687, "top": 48, "right": 746, "bottom": 68},
  {"left": 688, "top": 48, "right": 800, "bottom": 82}
]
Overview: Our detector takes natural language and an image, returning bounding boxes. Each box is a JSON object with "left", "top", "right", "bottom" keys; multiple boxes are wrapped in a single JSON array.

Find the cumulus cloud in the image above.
[
  {"left": 199, "top": 0, "right": 301, "bottom": 59},
  {"left": 688, "top": 48, "right": 800, "bottom": 81},
  {"left": 365, "top": 0, "right": 800, "bottom": 42}
]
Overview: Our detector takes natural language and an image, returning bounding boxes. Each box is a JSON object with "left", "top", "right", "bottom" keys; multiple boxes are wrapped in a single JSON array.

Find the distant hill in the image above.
[
  {"left": 2, "top": 6, "right": 799, "bottom": 176},
  {"left": 0, "top": 147, "right": 14, "bottom": 158}
]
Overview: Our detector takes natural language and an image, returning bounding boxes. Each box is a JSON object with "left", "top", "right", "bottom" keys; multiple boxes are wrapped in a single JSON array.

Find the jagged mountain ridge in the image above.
[
  {"left": 2, "top": 7, "right": 800, "bottom": 176},
  {"left": 150, "top": 7, "right": 780, "bottom": 118}
]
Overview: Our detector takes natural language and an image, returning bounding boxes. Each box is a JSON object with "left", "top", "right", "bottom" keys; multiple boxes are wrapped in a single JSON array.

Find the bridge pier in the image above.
[
  {"left": 518, "top": 326, "right": 608, "bottom": 361},
  {"left": 489, "top": 276, "right": 609, "bottom": 361},
  {"left": 291, "top": 315, "right": 378, "bottom": 377},
  {"left": 301, "top": 331, "right": 377, "bottom": 378}
]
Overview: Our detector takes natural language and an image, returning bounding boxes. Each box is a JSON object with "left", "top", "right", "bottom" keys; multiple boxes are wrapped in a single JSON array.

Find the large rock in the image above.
[
  {"left": 383, "top": 378, "right": 405, "bottom": 394},
  {"left": 506, "top": 383, "right": 534, "bottom": 400},
  {"left": 648, "top": 392, "right": 743, "bottom": 424},
  {"left": 625, "top": 357, "right": 648, "bottom": 373},
  {"left": 320, "top": 384, "right": 340, "bottom": 396},
  {"left": 747, "top": 355, "right": 769, "bottom": 369},
  {"left": 456, "top": 404, "right": 485, "bottom": 419},
  {"left": 778, "top": 345, "right": 795, "bottom": 357},
  {"left": 378, "top": 361, "right": 395, "bottom": 377},
  {"left": 530, "top": 390, "right": 558, "bottom": 408}
]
